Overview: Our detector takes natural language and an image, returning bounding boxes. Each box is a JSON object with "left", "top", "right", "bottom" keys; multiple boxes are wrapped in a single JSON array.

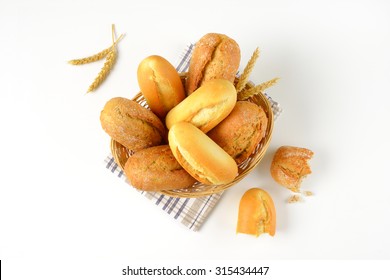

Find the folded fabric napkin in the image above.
[{"left": 104, "top": 44, "right": 282, "bottom": 231}]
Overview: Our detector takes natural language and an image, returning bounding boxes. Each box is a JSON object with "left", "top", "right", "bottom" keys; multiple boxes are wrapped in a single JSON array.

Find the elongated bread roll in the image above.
[
  {"left": 100, "top": 97, "right": 167, "bottom": 151},
  {"left": 186, "top": 33, "right": 241, "bottom": 94},
  {"left": 165, "top": 79, "right": 237, "bottom": 133},
  {"left": 208, "top": 101, "right": 268, "bottom": 164},
  {"left": 168, "top": 122, "right": 238, "bottom": 185},
  {"left": 137, "top": 55, "right": 186, "bottom": 119},
  {"left": 124, "top": 145, "right": 196, "bottom": 191}
]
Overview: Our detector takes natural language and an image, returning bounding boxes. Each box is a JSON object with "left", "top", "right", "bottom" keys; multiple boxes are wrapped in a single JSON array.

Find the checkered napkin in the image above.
[{"left": 104, "top": 44, "right": 282, "bottom": 231}]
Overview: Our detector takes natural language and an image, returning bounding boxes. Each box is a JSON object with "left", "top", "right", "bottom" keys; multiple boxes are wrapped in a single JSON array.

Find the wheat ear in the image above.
[
  {"left": 68, "top": 35, "right": 124, "bottom": 65},
  {"left": 235, "top": 47, "right": 260, "bottom": 93},
  {"left": 87, "top": 25, "right": 124, "bottom": 93},
  {"left": 87, "top": 48, "right": 117, "bottom": 93},
  {"left": 68, "top": 48, "right": 111, "bottom": 65},
  {"left": 237, "top": 77, "right": 279, "bottom": 101}
]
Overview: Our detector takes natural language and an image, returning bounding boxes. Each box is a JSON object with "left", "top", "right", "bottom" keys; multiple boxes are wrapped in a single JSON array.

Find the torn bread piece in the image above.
[
  {"left": 237, "top": 188, "right": 276, "bottom": 237},
  {"left": 270, "top": 146, "right": 314, "bottom": 192}
]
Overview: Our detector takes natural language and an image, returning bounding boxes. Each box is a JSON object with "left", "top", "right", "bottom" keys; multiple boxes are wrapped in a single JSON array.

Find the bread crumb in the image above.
[
  {"left": 287, "top": 195, "right": 303, "bottom": 203},
  {"left": 302, "top": 191, "right": 314, "bottom": 196}
]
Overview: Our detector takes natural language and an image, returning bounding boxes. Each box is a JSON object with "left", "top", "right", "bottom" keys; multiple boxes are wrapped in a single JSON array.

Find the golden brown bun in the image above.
[
  {"left": 137, "top": 55, "right": 186, "bottom": 119},
  {"left": 124, "top": 145, "right": 197, "bottom": 191},
  {"left": 186, "top": 33, "right": 241, "bottom": 94},
  {"left": 165, "top": 79, "right": 237, "bottom": 133},
  {"left": 100, "top": 97, "right": 167, "bottom": 151},
  {"left": 270, "top": 146, "right": 314, "bottom": 192},
  {"left": 208, "top": 101, "right": 268, "bottom": 164},
  {"left": 168, "top": 122, "right": 238, "bottom": 185}
]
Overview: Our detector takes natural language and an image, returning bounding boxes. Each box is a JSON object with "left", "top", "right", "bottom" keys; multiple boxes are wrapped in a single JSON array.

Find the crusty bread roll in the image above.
[
  {"left": 208, "top": 101, "right": 268, "bottom": 164},
  {"left": 165, "top": 79, "right": 237, "bottom": 133},
  {"left": 100, "top": 97, "right": 167, "bottom": 151},
  {"left": 137, "top": 55, "right": 186, "bottom": 119},
  {"left": 270, "top": 146, "right": 314, "bottom": 192},
  {"left": 168, "top": 122, "right": 238, "bottom": 185},
  {"left": 124, "top": 145, "right": 197, "bottom": 191},
  {"left": 186, "top": 33, "right": 241, "bottom": 94}
]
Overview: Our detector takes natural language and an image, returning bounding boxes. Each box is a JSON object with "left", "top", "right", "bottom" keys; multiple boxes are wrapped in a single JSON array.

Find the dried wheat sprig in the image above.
[
  {"left": 86, "top": 25, "right": 124, "bottom": 93},
  {"left": 68, "top": 48, "right": 111, "bottom": 65},
  {"left": 237, "top": 77, "right": 279, "bottom": 101},
  {"left": 235, "top": 47, "right": 260, "bottom": 93},
  {"left": 68, "top": 34, "right": 124, "bottom": 65},
  {"left": 87, "top": 47, "right": 117, "bottom": 93}
]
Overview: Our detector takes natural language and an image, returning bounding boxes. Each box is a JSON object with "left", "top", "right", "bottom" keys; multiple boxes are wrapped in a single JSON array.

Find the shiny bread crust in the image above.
[
  {"left": 165, "top": 79, "right": 237, "bottom": 133},
  {"left": 168, "top": 122, "right": 238, "bottom": 185},
  {"left": 137, "top": 55, "right": 186, "bottom": 119}
]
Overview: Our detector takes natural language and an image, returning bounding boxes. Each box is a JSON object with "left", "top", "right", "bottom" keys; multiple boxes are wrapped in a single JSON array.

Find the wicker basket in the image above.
[{"left": 110, "top": 74, "right": 274, "bottom": 198}]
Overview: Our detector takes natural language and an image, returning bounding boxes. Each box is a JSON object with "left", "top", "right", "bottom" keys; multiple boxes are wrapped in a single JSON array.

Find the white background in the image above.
[{"left": 1, "top": 0, "right": 390, "bottom": 278}]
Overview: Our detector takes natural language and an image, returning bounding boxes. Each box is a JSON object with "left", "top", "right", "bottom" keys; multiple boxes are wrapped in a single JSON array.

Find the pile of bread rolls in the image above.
[{"left": 100, "top": 33, "right": 268, "bottom": 192}]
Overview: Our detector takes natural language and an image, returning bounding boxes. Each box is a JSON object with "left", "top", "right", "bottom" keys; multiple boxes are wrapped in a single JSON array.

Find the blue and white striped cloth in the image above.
[{"left": 104, "top": 44, "right": 282, "bottom": 231}]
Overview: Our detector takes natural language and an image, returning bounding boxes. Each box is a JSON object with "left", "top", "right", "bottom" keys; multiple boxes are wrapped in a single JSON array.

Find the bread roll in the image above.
[
  {"left": 270, "top": 146, "right": 314, "bottom": 192},
  {"left": 137, "top": 55, "right": 186, "bottom": 119},
  {"left": 186, "top": 33, "right": 241, "bottom": 94},
  {"left": 208, "top": 101, "right": 268, "bottom": 164},
  {"left": 124, "top": 145, "right": 197, "bottom": 191},
  {"left": 100, "top": 97, "right": 167, "bottom": 151},
  {"left": 165, "top": 79, "right": 237, "bottom": 133},
  {"left": 168, "top": 122, "right": 238, "bottom": 185}
]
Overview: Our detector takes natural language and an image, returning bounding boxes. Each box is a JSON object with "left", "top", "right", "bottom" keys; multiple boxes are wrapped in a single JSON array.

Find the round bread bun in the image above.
[
  {"left": 165, "top": 79, "right": 237, "bottom": 133},
  {"left": 100, "top": 97, "right": 167, "bottom": 151},
  {"left": 168, "top": 122, "right": 238, "bottom": 185},
  {"left": 208, "top": 101, "right": 268, "bottom": 164},
  {"left": 137, "top": 55, "right": 186, "bottom": 119},
  {"left": 124, "top": 145, "right": 197, "bottom": 191}
]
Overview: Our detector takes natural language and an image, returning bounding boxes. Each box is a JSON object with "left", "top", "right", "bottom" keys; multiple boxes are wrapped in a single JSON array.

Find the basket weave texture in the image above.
[{"left": 110, "top": 74, "right": 274, "bottom": 198}]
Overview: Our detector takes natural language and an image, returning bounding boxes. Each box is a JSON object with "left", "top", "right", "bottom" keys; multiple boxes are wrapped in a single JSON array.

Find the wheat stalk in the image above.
[
  {"left": 68, "top": 48, "right": 111, "bottom": 65},
  {"left": 235, "top": 47, "right": 260, "bottom": 93},
  {"left": 237, "top": 77, "right": 279, "bottom": 101},
  {"left": 68, "top": 35, "right": 124, "bottom": 65},
  {"left": 84, "top": 24, "right": 124, "bottom": 93},
  {"left": 87, "top": 48, "right": 117, "bottom": 93}
]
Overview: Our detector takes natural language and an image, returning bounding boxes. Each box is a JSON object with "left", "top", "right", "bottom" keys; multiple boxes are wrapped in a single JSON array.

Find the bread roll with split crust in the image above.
[
  {"left": 186, "top": 33, "right": 241, "bottom": 94},
  {"left": 100, "top": 97, "right": 167, "bottom": 151},
  {"left": 124, "top": 145, "right": 196, "bottom": 191},
  {"left": 165, "top": 79, "right": 237, "bottom": 133},
  {"left": 208, "top": 101, "right": 268, "bottom": 164},
  {"left": 137, "top": 55, "right": 186, "bottom": 119},
  {"left": 168, "top": 122, "right": 238, "bottom": 185}
]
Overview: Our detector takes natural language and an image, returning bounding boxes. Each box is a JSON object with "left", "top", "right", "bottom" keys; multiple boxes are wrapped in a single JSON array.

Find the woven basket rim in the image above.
[{"left": 110, "top": 73, "right": 274, "bottom": 198}]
